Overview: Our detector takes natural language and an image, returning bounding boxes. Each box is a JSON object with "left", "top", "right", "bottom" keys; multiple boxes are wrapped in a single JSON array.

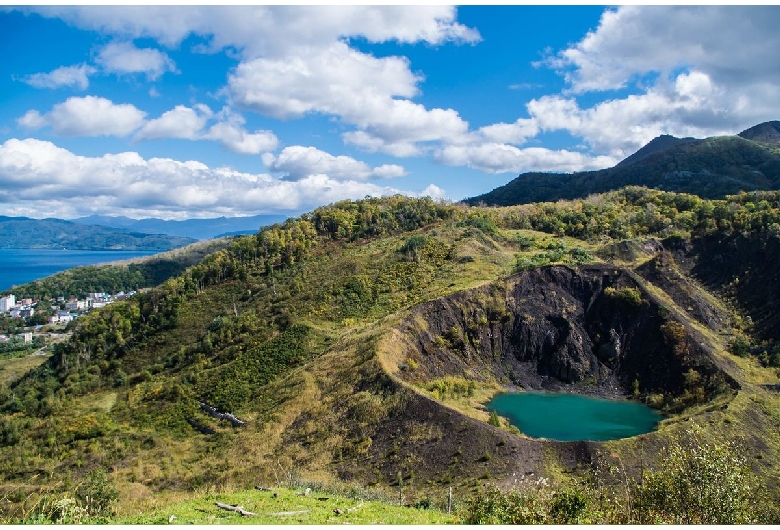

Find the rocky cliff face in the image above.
[{"left": 392, "top": 264, "right": 736, "bottom": 402}]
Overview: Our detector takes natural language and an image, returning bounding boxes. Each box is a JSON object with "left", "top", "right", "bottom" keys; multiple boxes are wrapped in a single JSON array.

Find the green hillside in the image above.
[
  {"left": 465, "top": 122, "right": 780, "bottom": 207},
  {"left": 2, "top": 191, "right": 780, "bottom": 523}
]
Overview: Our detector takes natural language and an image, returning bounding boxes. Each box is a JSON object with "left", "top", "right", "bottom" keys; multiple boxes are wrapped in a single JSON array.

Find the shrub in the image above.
[
  {"left": 76, "top": 469, "right": 119, "bottom": 518},
  {"left": 426, "top": 376, "right": 476, "bottom": 400},
  {"left": 514, "top": 234, "right": 535, "bottom": 250},
  {"left": 567, "top": 246, "right": 593, "bottom": 264},
  {"left": 462, "top": 216, "right": 499, "bottom": 236},
  {"left": 512, "top": 256, "right": 537, "bottom": 273},
  {"left": 398, "top": 235, "right": 429, "bottom": 259},
  {"left": 604, "top": 286, "right": 643, "bottom": 306},
  {"left": 462, "top": 487, "right": 548, "bottom": 524},
  {"left": 729, "top": 335, "right": 751, "bottom": 358},
  {"left": 549, "top": 488, "right": 588, "bottom": 524},
  {"left": 632, "top": 428, "right": 767, "bottom": 524}
]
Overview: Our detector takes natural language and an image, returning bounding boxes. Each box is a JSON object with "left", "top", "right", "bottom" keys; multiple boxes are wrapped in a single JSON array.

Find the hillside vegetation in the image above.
[
  {"left": 466, "top": 123, "right": 780, "bottom": 206},
  {"left": 2, "top": 190, "right": 780, "bottom": 523}
]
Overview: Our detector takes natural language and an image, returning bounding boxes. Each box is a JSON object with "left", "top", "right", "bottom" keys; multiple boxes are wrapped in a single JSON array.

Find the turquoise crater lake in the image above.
[{"left": 487, "top": 392, "right": 662, "bottom": 442}]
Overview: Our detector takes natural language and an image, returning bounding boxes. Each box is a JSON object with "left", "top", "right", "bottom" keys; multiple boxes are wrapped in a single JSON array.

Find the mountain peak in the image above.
[
  {"left": 738, "top": 120, "right": 780, "bottom": 147},
  {"left": 616, "top": 134, "right": 697, "bottom": 168}
]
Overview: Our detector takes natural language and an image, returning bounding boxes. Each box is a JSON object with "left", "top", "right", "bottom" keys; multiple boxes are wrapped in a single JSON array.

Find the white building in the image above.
[
  {"left": 65, "top": 299, "right": 90, "bottom": 312},
  {"left": 50, "top": 311, "right": 75, "bottom": 324},
  {"left": 0, "top": 294, "right": 16, "bottom": 312}
]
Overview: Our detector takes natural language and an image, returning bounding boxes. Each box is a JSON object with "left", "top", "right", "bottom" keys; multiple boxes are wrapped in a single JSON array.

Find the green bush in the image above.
[
  {"left": 426, "top": 376, "right": 476, "bottom": 400},
  {"left": 729, "top": 335, "right": 751, "bottom": 357},
  {"left": 514, "top": 234, "right": 536, "bottom": 250},
  {"left": 512, "top": 255, "right": 537, "bottom": 273},
  {"left": 632, "top": 428, "right": 768, "bottom": 524},
  {"left": 549, "top": 487, "right": 588, "bottom": 524},
  {"left": 567, "top": 246, "right": 593, "bottom": 264},
  {"left": 604, "top": 286, "right": 643, "bottom": 306},
  {"left": 462, "top": 216, "right": 499, "bottom": 236},
  {"left": 76, "top": 469, "right": 119, "bottom": 518},
  {"left": 462, "top": 487, "right": 548, "bottom": 524},
  {"left": 398, "top": 235, "right": 430, "bottom": 256}
]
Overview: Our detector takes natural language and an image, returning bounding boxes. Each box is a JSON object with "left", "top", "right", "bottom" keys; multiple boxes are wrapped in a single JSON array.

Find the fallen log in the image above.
[
  {"left": 334, "top": 502, "right": 363, "bottom": 516},
  {"left": 214, "top": 502, "right": 257, "bottom": 516},
  {"left": 199, "top": 401, "right": 246, "bottom": 427},
  {"left": 267, "top": 509, "right": 311, "bottom": 517},
  {"left": 347, "top": 502, "right": 364, "bottom": 513},
  {"left": 254, "top": 486, "right": 273, "bottom": 491}
]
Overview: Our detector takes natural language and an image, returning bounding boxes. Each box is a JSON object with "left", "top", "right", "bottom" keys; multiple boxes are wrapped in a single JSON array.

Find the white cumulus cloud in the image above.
[
  {"left": 227, "top": 42, "right": 419, "bottom": 120},
  {"left": 548, "top": 6, "right": 780, "bottom": 94},
  {"left": 19, "top": 63, "right": 96, "bottom": 90},
  {"left": 527, "top": 5, "right": 780, "bottom": 157},
  {"left": 95, "top": 41, "right": 176, "bottom": 80},
  {"left": 435, "top": 143, "right": 617, "bottom": 175},
  {"left": 17, "top": 96, "right": 147, "bottom": 137},
  {"left": 19, "top": 99, "right": 279, "bottom": 155},
  {"left": 135, "top": 104, "right": 211, "bottom": 141},
  {"left": 262, "top": 146, "right": 406, "bottom": 181},
  {"left": 202, "top": 109, "right": 278, "bottom": 155},
  {"left": 31, "top": 5, "right": 479, "bottom": 54},
  {"left": 28, "top": 6, "right": 477, "bottom": 160},
  {"left": 229, "top": 42, "right": 471, "bottom": 156},
  {"left": 524, "top": 77, "right": 739, "bottom": 159},
  {"left": 477, "top": 118, "right": 539, "bottom": 146},
  {"left": 0, "top": 138, "right": 434, "bottom": 219},
  {"left": 0, "top": 138, "right": 444, "bottom": 219}
]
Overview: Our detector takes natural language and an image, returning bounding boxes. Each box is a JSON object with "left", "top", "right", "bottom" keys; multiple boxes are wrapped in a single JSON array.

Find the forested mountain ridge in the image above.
[
  {"left": 73, "top": 213, "right": 290, "bottom": 240},
  {"left": 2, "top": 190, "right": 780, "bottom": 523},
  {"left": 739, "top": 120, "right": 780, "bottom": 147},
  {"left": 0, "top": 216, "right": 197, "bottom": 250},
  {"left": 465, "top": 120, "right": 780, "bottom": 207}
]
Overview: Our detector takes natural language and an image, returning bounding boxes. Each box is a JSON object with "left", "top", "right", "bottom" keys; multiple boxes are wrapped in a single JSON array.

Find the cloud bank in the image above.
[{"left": 0, "top": 138, "right": 435, "bottom": 219}]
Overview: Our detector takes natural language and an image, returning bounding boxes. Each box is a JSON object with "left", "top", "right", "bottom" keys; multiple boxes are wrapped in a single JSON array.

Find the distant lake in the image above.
[
  {"left": 0, "top": 249, "right": 159, "bottom": 292},
  {"left": 487, "top": 392, "right": 662, "bottom": 442}
]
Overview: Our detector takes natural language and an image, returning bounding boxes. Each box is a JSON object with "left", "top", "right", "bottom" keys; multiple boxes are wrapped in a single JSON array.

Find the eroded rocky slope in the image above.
[{"left": 386, "top": 265, "right": 737, "bottom": 404}]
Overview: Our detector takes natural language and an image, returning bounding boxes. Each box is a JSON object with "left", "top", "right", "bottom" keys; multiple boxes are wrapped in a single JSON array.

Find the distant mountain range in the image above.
[
  {"left": 0, "top": 213, "right": 291, "bottom": 251},
  {"left": 73, "top": 214, "right": 290, "bottom": 240},
  {"left": 0, "top": 217, "right": 197, "bottom": 251},
  {"left": 465, "top": 120, "right": 780, "bottom": 207}
]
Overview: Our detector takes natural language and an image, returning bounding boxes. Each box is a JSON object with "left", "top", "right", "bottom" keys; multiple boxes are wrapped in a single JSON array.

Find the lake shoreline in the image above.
[
  {"left": 0, "top": 249, "right": 160, "bottom": 292},
  {"left": 487, "top": 391, "right": 663, "bottom": 442}
]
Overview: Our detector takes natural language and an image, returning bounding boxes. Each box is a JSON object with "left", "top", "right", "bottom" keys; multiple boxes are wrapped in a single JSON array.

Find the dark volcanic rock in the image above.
[{"left": 394, "top": 264, "right": 736, "bottom": 401}]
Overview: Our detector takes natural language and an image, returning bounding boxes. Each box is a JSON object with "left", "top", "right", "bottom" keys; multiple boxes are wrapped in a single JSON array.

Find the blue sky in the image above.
[{"left": 1, "top": 5, "right": 779, "bottom": 220}]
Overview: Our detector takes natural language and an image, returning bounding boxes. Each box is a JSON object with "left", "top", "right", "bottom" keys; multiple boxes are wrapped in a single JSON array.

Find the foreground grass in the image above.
[{"left": 114, "top": 485, "right": 457, "bottom": 525}]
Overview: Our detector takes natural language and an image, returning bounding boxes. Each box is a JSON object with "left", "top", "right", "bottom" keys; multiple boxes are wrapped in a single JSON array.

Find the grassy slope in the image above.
[
  {"left": 4, "top": 191, "right": 780, "bottom": 520},
  {"left": 114, "top": 484, "right": 456, "bottom": 524},
  {"left": 0, "top": 355, "right": 49, "bottom": 386}
]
